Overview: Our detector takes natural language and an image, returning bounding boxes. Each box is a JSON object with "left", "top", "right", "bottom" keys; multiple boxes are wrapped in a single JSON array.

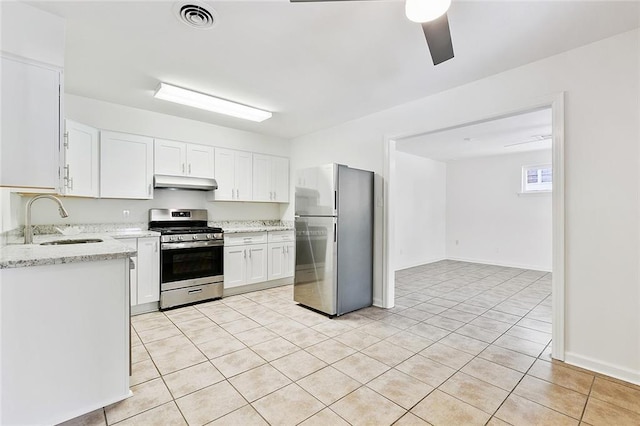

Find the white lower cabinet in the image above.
[
  {"left": 267, "top": 231, "right": 295, "bottom": 281},
  {"left": 0, "top": 259, "right": 130, "bottom": 425},
  {"left": 119, "top": 237, "right": 160, "bottom": 309},
  {"left": 223, "top": 235, "right": 268, "bottom": 289},
  {"left": 225, "top": 231, "right": 294, "bottom": 291}
]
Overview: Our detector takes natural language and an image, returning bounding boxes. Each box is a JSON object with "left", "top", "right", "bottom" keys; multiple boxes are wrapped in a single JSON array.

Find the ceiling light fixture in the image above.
[
  {"left": 405, "top": 0, "right": 451, "bottom": 23},
  {"left": 154, "top": 83, "right": 272, "bottom": 122}
]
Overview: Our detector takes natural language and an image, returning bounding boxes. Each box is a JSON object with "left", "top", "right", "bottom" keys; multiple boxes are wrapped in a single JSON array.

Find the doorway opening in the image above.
[{"left": 383, "top": 94, "right": 565, "bottom": 360}]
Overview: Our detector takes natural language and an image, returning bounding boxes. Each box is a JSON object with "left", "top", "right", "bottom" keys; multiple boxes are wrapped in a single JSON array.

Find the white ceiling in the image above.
[
  {"left": 28, "top": 1, "right": 640, "bottom": 139},
  {"left": 397, "top": 107, "right": 552, "bottom": 161}
]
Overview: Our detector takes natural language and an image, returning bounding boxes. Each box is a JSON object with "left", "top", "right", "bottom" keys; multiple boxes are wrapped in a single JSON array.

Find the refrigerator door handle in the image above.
[
  {"left": 334, "top": 222, "right": 337, "bottom": 242},
  {"left": 334, "top": 190, "right": 337, "bottom": 213}
]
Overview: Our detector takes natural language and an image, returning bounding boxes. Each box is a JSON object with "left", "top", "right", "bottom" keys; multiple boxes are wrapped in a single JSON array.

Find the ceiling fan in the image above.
[{"left": 290, "top": 0, "right": 454, "bottom": 65}]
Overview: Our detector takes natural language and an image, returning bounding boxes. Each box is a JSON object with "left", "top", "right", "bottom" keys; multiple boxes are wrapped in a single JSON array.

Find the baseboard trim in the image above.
[
  {"left": 446, "top": 256, "right": 551, "bottom": 272},
  {"left": 564, "top": 351, "right": 640, "bottom": 386},
  {"left": 223, "top": 277, "right": 294, "bottom": 297},
  {"left": 372, "top": 297, "right": 383, "bottom": 308},
  {"left": 395, "top": 257, "right": 447, "bottom": 272},
  {"left": 131, "top": 301, "right": 160, "bottom": 316}
]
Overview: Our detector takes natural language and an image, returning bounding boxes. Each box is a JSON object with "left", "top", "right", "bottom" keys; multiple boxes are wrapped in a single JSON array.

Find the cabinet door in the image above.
[
  {"left": 267, "top": 243, "right": 285, "bottom": 281},
  {"left": 224, "top": 246, "right": 247, "bottom": 288},
  {"left": 272, "top": 157, "right": 290, "bottom": 203},
  {"left": 246, "top": 244, "right": 268, "bottom": 284},
  {"left": 119, "top": 238, "right": 138, "bottom": 306},
  {"left": 63, "top": 120, "right": 99, "bottom": 197},
  {"left": 252, "top": 154, "right": 272, "bottom": 202},
  {"left": 154, "top": 139, "right": 186, "bottom": 176},
  {"left": 284, "top": 242, "right": 296, "bottom": 278},
  {"left": 187, "top": 144, "right": 214, "bottom": 178},
  {"left": 136, "top": 237, "right": 160, "bottom": 304},
  {"left": 235, "top": 151, "right": 253, "bottom": 201},
  {"left": 1, "top": 56, "right": 60, "bottom": 189},
  {"left": 213, "top": 148, "right": 235, "bottom": 200},
  {"left": 100, "top": 131, "right": 154, "bottom": 199}
]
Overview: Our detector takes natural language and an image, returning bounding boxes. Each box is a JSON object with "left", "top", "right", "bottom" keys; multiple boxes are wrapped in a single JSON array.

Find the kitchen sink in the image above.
[{"left": 40, "top": 238, "right": 103, "bottom": 246}]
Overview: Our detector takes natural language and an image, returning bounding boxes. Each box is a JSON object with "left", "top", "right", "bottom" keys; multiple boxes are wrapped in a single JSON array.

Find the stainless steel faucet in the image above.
[{"left": 24, "top": 195, "right": 69, "bottom": 244}]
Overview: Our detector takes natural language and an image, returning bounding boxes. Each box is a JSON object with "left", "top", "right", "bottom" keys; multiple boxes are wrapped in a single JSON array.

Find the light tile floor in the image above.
[{"left": 61, "top": 260, "right": 640, "bottom": 425}]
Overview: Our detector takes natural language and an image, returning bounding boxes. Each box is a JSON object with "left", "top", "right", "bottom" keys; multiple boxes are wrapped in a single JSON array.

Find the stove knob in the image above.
[
  {"left": 192, "top": 235, "right": 198, "bottom": 240},
  {"left": 170, "top": 236, "right": 178, "bottom": 242},
  {"left": 206, "top": 233, "right": 212, "bottom": 239},
  {"left": 178, "top": 236, "right": 184, "bottom": 241}
]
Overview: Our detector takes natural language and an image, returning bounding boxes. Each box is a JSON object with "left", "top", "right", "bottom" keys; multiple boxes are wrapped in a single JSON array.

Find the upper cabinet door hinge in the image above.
[{"left": 63, "top": 131, "right": 69, "bottom": 148}]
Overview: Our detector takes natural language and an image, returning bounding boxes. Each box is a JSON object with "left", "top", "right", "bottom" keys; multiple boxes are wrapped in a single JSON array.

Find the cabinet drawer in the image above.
[
  {"left": 268, "top": 230, "right": 294, "bottom": 243},
  {"left": 224, "top": 232, "right": 267, "bottom": 246}
]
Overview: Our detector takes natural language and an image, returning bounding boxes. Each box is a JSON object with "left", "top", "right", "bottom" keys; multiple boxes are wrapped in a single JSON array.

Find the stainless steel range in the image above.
[{"left": 149, "top": 209, "right": 223, "bottom": 309}]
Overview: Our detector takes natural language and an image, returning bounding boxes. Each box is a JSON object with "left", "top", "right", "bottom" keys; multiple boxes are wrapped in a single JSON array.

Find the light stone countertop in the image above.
[
  {"left": 211, "top": 220, "right": 294, "bottom": 234},
  {"left": 0, "top": 233, "right": 137, "bottom": 269},
  {"left": 107, "top": 230, "right": 161, "bottom": 239},
  {"left": 221, "top": 225, "right": 294, "bottom": 234}
]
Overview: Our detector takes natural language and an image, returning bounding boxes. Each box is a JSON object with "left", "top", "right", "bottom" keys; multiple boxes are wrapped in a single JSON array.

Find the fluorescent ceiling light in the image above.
[
  {"left": 154, "top": 82, "right": 272, "bottom": 122},
  {"left": 405, "top": 0, "right": 451, "bottom": 23}
]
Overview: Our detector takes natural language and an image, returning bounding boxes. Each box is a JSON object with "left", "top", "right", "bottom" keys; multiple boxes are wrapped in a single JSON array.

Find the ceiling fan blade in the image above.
[{"left": 421, "top": 13, "right": 454, "bottom": 65}]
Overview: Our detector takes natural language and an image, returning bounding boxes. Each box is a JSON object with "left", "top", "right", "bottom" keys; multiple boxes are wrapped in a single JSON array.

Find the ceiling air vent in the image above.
[{"left": 174, "top": 2, "right": 217, "bottom": 29}]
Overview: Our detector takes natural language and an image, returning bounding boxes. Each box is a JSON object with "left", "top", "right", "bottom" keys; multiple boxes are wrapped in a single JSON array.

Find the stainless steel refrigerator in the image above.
[{"left": 294, "top": 164, "right": 373, "bottom": 316}]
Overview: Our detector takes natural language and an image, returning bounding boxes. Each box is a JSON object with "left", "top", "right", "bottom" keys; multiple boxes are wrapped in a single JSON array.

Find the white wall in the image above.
[
  {"left": 394, "top": 152, "right": 446, "bottom": 270},
  {"left": 446, "top": 150, "right": 552, "bottom": 271},
  {"left": 17, "top": 94, "right": 292, "bottom": 226},
  {"left": 290, "top": 29, "right": 640, "bottom": 383}
]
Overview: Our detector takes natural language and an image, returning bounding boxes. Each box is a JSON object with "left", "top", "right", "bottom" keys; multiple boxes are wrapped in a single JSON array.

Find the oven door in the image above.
[{"left": 160, "top": 241, "right": 223, "bottom": 291}]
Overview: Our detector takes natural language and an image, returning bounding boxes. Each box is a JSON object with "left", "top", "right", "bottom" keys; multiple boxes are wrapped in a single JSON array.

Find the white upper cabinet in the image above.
[
  {"left": 61, "top": 120, "right": 99, "bottom": 197},
  {"left": 252, "top": 154, "right": 272, "bottom": 202},
  {"left": 154, "top": 139, "right": 185, "bottom": 176},
  {"left": 235, "top": 151, "right": 253, "bottom": 201},
  {"left": 213, "top": 148, "right": 252, "bottom": 201},
  {"left": 100, "top": 131, "right": 154, "bottom": 199},
  {"left": 187, "top": 144, "right": 215, "bottom": 178},
  {"left": 252, "top": 154, "right": 290, "bottom": 203},
  {"left": 154, "top": 139, "right": 214, "bottom": 178},
  {"left": 1, "top": 55, "right": 61, "bottom": 190},
  {"left": 272, "top": 156, "right": 290, "bottom": 203}
]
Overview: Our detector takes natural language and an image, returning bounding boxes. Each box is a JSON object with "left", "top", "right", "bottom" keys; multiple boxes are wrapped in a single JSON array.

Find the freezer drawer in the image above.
[{"left": 160, "top": 281, "right": 223, "bottom": 309}]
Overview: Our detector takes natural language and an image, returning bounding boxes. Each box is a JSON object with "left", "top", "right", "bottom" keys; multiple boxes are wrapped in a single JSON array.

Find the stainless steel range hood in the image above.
[{"left": 154, "top": 175, "right": 218, "bottom": 191}]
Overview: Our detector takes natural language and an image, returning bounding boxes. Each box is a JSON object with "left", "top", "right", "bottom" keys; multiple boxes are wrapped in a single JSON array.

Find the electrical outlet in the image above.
[{"left": 122, "top": 210, "right": 130, "bottom": 219}]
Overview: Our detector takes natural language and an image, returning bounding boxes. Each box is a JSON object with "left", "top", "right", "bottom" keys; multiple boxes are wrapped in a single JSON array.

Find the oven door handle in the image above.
[{"left": 161, "top": 240, "right": 224, "bottom": 250}]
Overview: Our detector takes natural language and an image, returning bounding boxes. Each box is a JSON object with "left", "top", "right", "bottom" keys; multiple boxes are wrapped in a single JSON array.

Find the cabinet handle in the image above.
[
  {"left": 68, "top": 177, "right": 74, "bottom": 191},
  {"left": 182, "top": 163, "right": 185, "bottom": 174},
  {"left": 188, "top": 288, "right": 203, "bottom": 294},
  {"left": 63, "top": 165, "right": 70, "bottom": 188},
  {"left": 243, "top": 249, "right": 246, "bottom": 258},
  {"left": 237, "top": 189, "right": 240, "bottom": 199},
  {"left": 248, "top": 249, "right": 252, "bottom": 258},
  {"left": 282, "top": 246, "right": 285, "bottom": 254},
  {"left": 155, "top": 241, "right": 158, "bottom": 252},
  {"left": 188, "top": 164, "right": 192, "bottom": 174}
]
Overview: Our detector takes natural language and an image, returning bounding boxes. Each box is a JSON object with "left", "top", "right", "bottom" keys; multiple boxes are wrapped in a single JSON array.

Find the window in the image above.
[{"left": 522, "top": 164, "right": 552, "bottom": 193}]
